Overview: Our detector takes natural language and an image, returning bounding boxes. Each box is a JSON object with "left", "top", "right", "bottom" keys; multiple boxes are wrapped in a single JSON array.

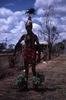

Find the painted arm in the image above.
[{"left": 13, "top": 35, "right": 25, "bottom": 56}]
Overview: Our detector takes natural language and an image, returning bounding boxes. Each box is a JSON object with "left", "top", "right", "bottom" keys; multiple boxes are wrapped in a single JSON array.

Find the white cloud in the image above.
[
  {"left": 35, "top": 0, "right": 54, "bottom": 8},
  {"left": 4, "top": 3, "right": 14, "bottom": 7},
  {"left": 0, "top": 7, "right": 44, "bottom": 45},
  {"left": 0, "top": 0, "right": 66, "bottom": 45},
  {"left": 11, "top": 21, "right": 25, "bottom": 34},
  {"left": 0, "top": 8, "right": 26, "bottom": 45},
  {"left": 34, "top": 0, "right": 66, "bottom": 42},
  {"left": 34, "top": 0, "right": 66, "bottom": 17},
  {"left": 37, "top": 8, "right": 45, "bottom": 16},
  {"left": 0, "top": 7, "right": 13, "bottom": 18},
  {"left": 54, "top": 6, "right": 66, "bottom": 16},
  {"left": 35, "top": 0, "right": 63, "bottom": 9},
  {"left": 33, "top": 23, "right": 41, "bottom": 30}
]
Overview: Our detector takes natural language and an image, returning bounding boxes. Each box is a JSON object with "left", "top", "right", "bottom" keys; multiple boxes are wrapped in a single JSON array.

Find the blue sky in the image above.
[
  {"left": 0, "top": 0, "right": 66, "bottom": 46},
  {"left": 0, "top": 0, "right": 35, "bottom": 11}
]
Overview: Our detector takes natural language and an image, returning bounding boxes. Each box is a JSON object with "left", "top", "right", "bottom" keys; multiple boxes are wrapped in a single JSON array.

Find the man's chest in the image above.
[{"left": 25, "top": 35, "right": 35, "bottom": 43}]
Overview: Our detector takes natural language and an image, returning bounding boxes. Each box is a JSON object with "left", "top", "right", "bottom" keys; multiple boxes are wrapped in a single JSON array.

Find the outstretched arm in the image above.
[{"left": 13, "top": 35, "right": 25, "bottom": 56}]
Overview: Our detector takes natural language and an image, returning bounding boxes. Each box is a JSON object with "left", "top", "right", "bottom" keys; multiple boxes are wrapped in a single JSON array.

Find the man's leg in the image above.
[
  {"left": 24, "top": 61, "right": 29, "bottom": 88},
  {"left": 32, "top": 63, "right": 36, "bottom": 76},
  {"left": 24, "top": 63, "right": 29, "bottom": 80}
]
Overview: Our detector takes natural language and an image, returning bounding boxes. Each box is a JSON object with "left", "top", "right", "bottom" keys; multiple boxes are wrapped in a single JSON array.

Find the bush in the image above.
[
  {"left": 32, "top": 73, "right": 45, "bottom": 88},
  {"left": 15, "top": 74, "right": 27, "bottom": 89}
]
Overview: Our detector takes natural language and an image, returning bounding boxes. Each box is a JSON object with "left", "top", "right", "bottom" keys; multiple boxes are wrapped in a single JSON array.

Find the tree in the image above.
[
  {"left": 0, "top": 43, "right": 6, "bottom": 51},
  {"left": 8, "top": 44, "right": 15, "bottom": 50},
  {"left": 54, "top": 42, "right": 65, "bottom": 55},
  {"left": 37, "top": 5, "right": 60, "bottom": 60}
]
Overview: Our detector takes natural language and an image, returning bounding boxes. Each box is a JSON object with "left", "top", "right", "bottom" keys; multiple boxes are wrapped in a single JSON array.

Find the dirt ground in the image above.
[{"left": 0, "top": 54, "right": 66, "bottom": 100}]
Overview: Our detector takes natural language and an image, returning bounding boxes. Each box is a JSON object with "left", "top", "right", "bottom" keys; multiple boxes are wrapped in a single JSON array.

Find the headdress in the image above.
[{"left": 25, "top": 8, "right": 36, "bottom": 29}]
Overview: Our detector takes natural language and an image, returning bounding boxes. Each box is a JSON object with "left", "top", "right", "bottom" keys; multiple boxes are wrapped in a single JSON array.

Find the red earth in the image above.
[{"left": 0, "top": 54, "right": 66, "bottom": 100}]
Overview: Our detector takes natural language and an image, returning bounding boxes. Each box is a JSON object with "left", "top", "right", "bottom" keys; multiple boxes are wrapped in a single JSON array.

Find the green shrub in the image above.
[
  {"left": 32, "top": 73, "right": 45, "bottom": 88},
  {"left": 15, "top": 74, "right": 26, "bottom": 89}
]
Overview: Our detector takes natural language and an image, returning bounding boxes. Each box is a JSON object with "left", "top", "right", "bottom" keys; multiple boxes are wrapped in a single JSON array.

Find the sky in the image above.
[{"left": 0, "top": 0, "right": 66, "bottom": 46}]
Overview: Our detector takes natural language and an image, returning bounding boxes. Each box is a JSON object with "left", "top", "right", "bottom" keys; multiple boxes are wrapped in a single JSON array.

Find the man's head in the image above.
[{"left": 25, "top": 16, "right": 32, "bottom": 31}]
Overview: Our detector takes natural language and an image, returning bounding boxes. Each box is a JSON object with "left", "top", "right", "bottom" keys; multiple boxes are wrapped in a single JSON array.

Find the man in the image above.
[{"left": 14, "top": 16, "right": 40, "bottom": 89}]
